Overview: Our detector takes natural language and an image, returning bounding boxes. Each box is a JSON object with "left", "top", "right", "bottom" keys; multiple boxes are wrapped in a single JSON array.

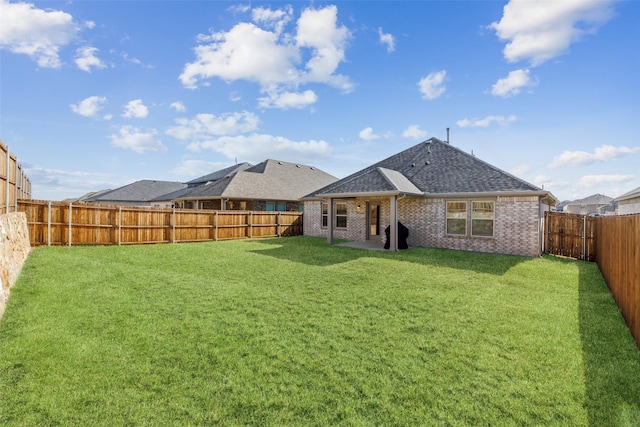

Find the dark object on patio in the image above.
[{"left": 384, "top": 221, "right": 409, "bottom": 250}]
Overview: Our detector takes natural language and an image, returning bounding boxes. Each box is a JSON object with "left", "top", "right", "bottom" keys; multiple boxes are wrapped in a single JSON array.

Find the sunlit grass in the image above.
[{"left": 1, "top": 236, "right": 639, "bottom": 425}]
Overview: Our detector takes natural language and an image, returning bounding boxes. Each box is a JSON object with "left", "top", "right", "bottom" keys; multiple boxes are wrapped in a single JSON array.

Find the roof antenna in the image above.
[{"left": 446, "top": 127, "right": 450, "bottom": 144}]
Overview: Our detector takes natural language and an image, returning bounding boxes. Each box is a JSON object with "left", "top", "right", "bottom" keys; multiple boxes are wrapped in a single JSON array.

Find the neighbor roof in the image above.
[
  {"left": 185, "top": 162, "right": 252, "bottom": 186},
  {"left": 306, "top": 138, "right": 554, "bottom": 202},
  {"left": 614, "top": 186, "right": 640, "bottom": 202},
  {"left": 175, "top": 159, "right": 338, "bottom": 201},
  {"left": 85, "top": 180, "right": 186, "bottom": 203},
  {"left": 565, "top": 193, "right": 613, "bottom": 206}
]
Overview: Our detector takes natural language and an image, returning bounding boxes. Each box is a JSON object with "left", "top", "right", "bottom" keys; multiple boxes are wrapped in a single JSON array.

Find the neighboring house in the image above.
[
  {"left": 64, "top": 189, "right": 113, "bottom": 203},
  {"left": 303, "top": 138, "right": 557, "bottom": 256},
  {"left": 615, "top": 186, "right": 640, "bottom": 215},
  {"left": 563, "top": 194, "right": 613, "bottom": 215},
  {"left": 85, "top": 180, "right": 187, "bottom": 208},
  {"left": 184, "top": 163, "right": 253, "bottom": 188},
  {"left": 173, "top": 159, "right": 338, "bottom": 211}
]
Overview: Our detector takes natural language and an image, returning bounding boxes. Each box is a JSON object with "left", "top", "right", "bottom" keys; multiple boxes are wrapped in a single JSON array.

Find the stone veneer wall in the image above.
[
  {"left": 304, "top": 195, "right": 541, "bottom": 257},
  {"left": 1, "top": 212, "right": 31, "bottom": 318}
]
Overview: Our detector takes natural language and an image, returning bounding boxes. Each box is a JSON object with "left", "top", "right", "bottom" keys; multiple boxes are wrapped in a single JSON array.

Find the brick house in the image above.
[
  {"left": 302, "top": 138, "right": 557, "bottom": 256},
  {"left": 173, "top": 159, "right": 337, "bottom": 211}
]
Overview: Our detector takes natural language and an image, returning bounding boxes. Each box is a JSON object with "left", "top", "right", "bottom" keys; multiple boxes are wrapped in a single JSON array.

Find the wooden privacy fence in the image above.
[
  {"left": 594, "top": 214, "right": 640, "bottom": 347},
  {"left": 1, "top": 141, "right": 31, "bottom": 214},
  {"left": 544, "top": 211, "right": 640, "bottom": 348},
  {"left": 544, "top": 211, "right": 596, "bottom": 261},
  {"left": 18, "top": 200, "right": 303, "bottom": 246}
]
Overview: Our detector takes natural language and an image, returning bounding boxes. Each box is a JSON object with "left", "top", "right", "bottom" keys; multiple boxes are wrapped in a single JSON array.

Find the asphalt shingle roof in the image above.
[
  {"left": 86, "top": 180, "right": 186, "bottom": 203},
  {"left": 185, "top": 162, "right": 252, "bottom": 186},
  {"left": 307, "top": 138, "right": 544, "bottom": 198},
  {"left": 176, "top": 159, "right": 337, "bottom": 201}
]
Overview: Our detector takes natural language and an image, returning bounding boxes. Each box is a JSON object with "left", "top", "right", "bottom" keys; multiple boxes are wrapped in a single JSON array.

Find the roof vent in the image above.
[
  {"left": 425, "top": 161, "right": 430, "bottom": 165},
  {"left": 278, "top": 161, "right": 283, "bottom": 165},
  {"left": 411, "top": 163, "right": 415, "bottom": 167},
  {"left": 296, "top": 164, "right": 301, "bottom": 168}
]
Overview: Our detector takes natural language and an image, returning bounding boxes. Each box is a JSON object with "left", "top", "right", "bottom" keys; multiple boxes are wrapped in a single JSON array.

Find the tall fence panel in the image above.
[
  {"left": 1, "top": 141, "right": 31, "bottom": 214},
  {"left": 17, "top": 200, "right": 303, "bottom": 246},
  {"left": 544, "top": 212, "right": 597, "bottom": 261},
  {"left": 595, "top": 214, "right": 640, "bottom": 347}
]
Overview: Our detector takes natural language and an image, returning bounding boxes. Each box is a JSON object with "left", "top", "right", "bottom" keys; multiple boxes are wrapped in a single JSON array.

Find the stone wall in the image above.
[{"left": 1, "top": 212, "right": 31, "bottom": 318}]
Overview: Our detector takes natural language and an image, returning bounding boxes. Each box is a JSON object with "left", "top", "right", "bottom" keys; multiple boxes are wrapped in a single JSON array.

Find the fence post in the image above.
[
  {"left": 171, "top": 208, "right": 176, "bottom": 243},
  {"left": 118, "top": 206, "right": 122, "bottom": 245},
  {"left": 215, "top": 211, "right": 218, "bottom": 241},
  {"left": 249, "top": 211, "right": 253, "bottom": 238},
  {"left": 582, "top": 215, "right": 587, "bottom": 261},
  {"left": 5, "top": 145, "right": 9, "bottom": 213},
  {"left": 47, "top": 201, "right": 52, "bottom": 246},
  {"left": 68, "top": 202, "right": 73, "bottom": 247}
]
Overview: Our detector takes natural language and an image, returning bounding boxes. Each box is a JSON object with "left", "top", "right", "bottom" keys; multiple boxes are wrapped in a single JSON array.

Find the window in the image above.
[
  {"left": 471, "top": 201, "right": 494, "bottom": 237},
  {"left": 446, "top": 201, "right": 467, "bottom": 235},
  {"left": 276, "top": 202, "right": 286, "bottom": 211},
  {"left": 335, "top": 202, "right": 347, "bottom": 228},
  {"left": 265, "top": 202, "right": 275, "bottom": 211},
  {"left": 321, "top": 203, "right": 328, "bottom": 227}
]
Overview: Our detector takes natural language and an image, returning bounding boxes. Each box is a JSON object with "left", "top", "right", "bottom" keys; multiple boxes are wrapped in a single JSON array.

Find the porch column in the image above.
[
  {"left": 389, "top": 195, "right": 398, "bottom": 251},
  {"left": 327, "top": 198, "right": 334, "bottom": 245}
]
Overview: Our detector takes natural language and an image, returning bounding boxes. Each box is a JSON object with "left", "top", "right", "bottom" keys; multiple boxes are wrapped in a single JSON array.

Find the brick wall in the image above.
[
  {"left": 1, "top": 212, "right": 31, "bottom": 318},
  {"left": 305, "top": 195, "right": 542, "bottom": 257}
]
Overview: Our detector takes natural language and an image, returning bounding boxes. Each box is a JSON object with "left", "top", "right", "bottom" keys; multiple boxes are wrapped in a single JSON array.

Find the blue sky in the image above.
[{"left": 1, "top": 0, "right": 639, "bottom": 202}]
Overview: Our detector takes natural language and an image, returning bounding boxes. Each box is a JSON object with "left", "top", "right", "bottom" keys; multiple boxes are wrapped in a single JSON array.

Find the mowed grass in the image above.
[{"left": 1, "top": 236, "right": 639, "bottom": 426}]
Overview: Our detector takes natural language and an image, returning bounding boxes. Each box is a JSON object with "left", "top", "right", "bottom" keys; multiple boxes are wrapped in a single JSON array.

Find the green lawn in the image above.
[{"left": 1, "top": 236, "right": 639, "bottom": 426}]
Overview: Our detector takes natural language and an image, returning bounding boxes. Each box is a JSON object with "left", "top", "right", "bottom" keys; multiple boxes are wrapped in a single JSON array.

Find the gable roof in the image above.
[
  {"left": 185, "top": 162, "right": 252, "bottom": 186},
  {"left": 175, "top": 159, "right": 337, "bottom": 201},
  {"left": 86, "top": 180, "right": 186, "bottom": 203},
  {"left": 565, "top": 193, "right": 613, "bottom": 206},
  {"left": 615, "top": 186, "right": 640, "bottom": 202},
  {"left": 306, "top": 138, "right": 555, "bottom": 202}
]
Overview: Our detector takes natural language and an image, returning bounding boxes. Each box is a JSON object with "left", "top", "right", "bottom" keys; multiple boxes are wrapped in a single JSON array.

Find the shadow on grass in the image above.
[
  {"left": 577, "top": 259, "right": 640, "bottom": 426},
  {"left": 250, "top": 236, "right": 525, "bottom": 276}
]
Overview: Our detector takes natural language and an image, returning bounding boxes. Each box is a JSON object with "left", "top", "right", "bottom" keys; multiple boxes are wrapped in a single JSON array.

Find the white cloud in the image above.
[
  {"left": 402, "top": 125, "right": 428, "bottom": 140},
  {"left": 578, "top": 174, "right": 635, "bottom": 188},
  {"left": 358, "top": 127, "right": 381, "bottom": 141},
  {"left": 378, "top": 27, "right": 395, "bottom": 52},
  {"left": 121, "top": 52, "right": 153, "bottom": 68},
  {"left": 0, "top": 0, "right": 80, "bottom": 68},
  {"left": 491, "top": 69, "right": 535, "bottom": 97},
  {"left": 296, "top": 5, "right": 351, "bottom": 90},
  {"left": 510, "top": 164, "right": 532, "bottom": 177},
  {"left": 24, "top": 164, "right": 129, "bottom": 200},
  {"left": 179, "top": 5, "right": 352, "bottom": 109},
  {"left": 252, "top": 5, "right": 293, "bottom": 35},
  {"left": 456, "top": 115, "right": 517, "bottom": 128},
  {"left": 122, "top": 99, "right": 149, "bottom": 118},
  {"left": 549, "top": 144, "right": 640, "bottom": 169},
  {"left": 258, "top": 89, "right": 318, "bottom": 109},
  {"left": 187, "top": 134, "right": 332, "bottom": 165},
  {"left": 180, "top": 21, "right": 299, "bottom": 89},
  {"left": 490, "top": 0, "right": 616, "bottom": 66},
  {"left": 109, "top": 125, "right": 166, "bottom": 154},
  {"left": 166, "top": 111, "right": 260, "bottom": 140},
  {"left": 75, "top": 46, "right": 105, "bottom": 72},
  {"left": 70, "top": 95, "right": 107, "bottom": 117},
  {"left": 170, "top": 101, "right": 186, "bottom": 112},
  {"left": 418, "top": 70, "right": 446, "bottom": 100}
]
